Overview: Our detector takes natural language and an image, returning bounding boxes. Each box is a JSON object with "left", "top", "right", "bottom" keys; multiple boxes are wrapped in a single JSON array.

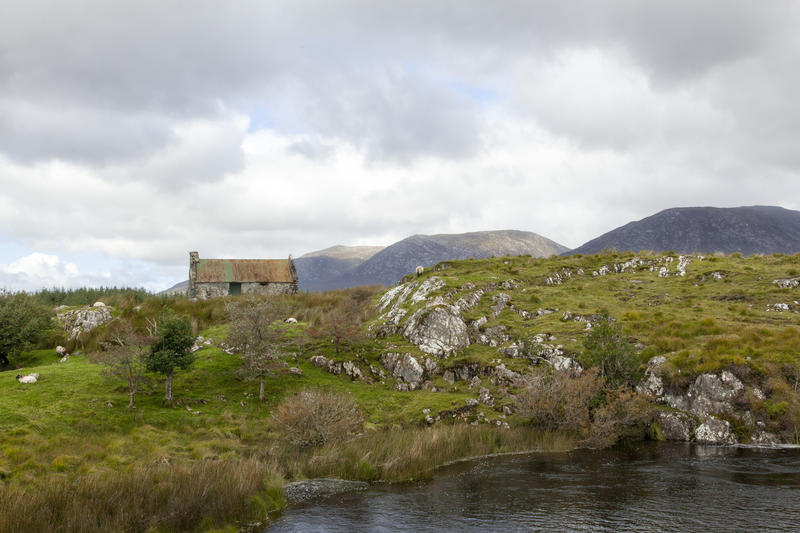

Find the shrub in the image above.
[
  {"left": 273, "top": 389, "right": 364, "bottom": 448},
  {"left": 766, "top": 400, "right": 789, "bottom": 418},
  {"left": 586, "top": 388, "right": 655, "bottom": 448},
  {"left": 515, "top": 368, "right": 603, "bottom": 434},
  {"left": 580, "top": 314, "right": 639, "bottom": 388},
  {"left": 0, "top": 291, "right": 53, "bottom": 369}
]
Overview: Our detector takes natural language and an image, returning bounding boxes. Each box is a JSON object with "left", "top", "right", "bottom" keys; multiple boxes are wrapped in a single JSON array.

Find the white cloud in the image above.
[
  {"left": 0, "top": 1, "right": 799, "bottom": 290},
  {"left": 0, "top": 253, "right": 109, "bottom": 291}
]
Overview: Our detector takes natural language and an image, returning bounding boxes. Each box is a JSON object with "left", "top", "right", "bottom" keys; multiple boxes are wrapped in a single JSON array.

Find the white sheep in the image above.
[
  {"left": 415, "top": 265, "right": 424, "bottom": 276},
  {"left": 17, "top": 373, "right": 39, "bottom": 384}
]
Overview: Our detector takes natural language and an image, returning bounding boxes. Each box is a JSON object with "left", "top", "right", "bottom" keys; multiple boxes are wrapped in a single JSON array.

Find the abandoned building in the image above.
[{"left": 188, "top": 251, "right": 298, "bottom": 299}]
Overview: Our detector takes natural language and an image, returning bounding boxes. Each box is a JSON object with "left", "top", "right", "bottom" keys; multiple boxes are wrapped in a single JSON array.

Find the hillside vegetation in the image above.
[{"left": 1, "top": 251, "right": 800, "bottom": 531}]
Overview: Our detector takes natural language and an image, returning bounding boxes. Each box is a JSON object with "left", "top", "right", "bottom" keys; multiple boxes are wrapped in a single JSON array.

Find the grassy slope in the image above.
[
  {"left": 1, "top": 251, "right": 800, "bottom": 529},
  {"left": 411, "top": 252, "right": 800, "bottom": 377}
]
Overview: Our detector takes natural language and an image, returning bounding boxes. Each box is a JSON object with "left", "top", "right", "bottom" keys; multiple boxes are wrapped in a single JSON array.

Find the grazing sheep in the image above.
[
  {"left": 415, "top": 265, "right": 424, "bottom": 276},
  {"left": 16, "top": 373, "right": 39, "bottom": 384}
]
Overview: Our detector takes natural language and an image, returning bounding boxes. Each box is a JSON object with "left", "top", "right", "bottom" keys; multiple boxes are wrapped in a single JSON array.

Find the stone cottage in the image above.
[{"left": 188, "top": 251, "right": 298, "bottom": 300}]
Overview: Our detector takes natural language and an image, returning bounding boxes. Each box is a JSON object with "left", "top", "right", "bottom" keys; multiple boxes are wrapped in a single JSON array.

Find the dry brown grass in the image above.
[
  {"left": 0, "top": 458, "right": 284, "bottom": 533},
  {"left": 515, "top": 368, "right": 603, "bottom": 434},
  {"left": 272, "top": 389, "right": 365, "bottom": 448},
  {"left": 271, "top": 424, "right": 575, "bottom": 482}
]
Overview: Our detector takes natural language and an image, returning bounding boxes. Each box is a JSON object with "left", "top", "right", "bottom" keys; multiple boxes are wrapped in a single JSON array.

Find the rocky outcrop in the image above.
[
  {"left": 637, "top": 356, "right": 667, "bottom": 398},
  {"left": 284, "top": 479, "right": 369, "bottom": 505},
  {"left": 57, "top": 306, "right": 113, "bottom": 340},
  {"left": 381, "top": 352, "right": 425, "bottom": 390},
  {"left": 639, "top": 358, "right": 745, "bottom": 421},
  {"left": 528, "top": 334, "right": 581, "bottom": 374},
  {"left": 400, "top": 305, "right": 469, "bottom": 357},
  {"left": 773, "top": 277, "right": 800, "bottom": 289},
  {"left": 683, "top": 371, "right": 744, "bottom": 417},
  {"left": 695, "top": 417, "right": 736, "bottom": 445},
  {"left": 658, "top": 411, "right": 695, "bottom": 441}
]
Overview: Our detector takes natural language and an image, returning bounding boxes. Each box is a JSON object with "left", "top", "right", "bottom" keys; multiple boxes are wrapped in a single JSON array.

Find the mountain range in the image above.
[
  {"left": 162, "top": 206, "right": 800, "bottom": 294},
  {"left": 296, "top": 230, "right": 568, "bottom": 291},
  {"left": 569, "top": 206, "right": 800, "bottom": 256}
]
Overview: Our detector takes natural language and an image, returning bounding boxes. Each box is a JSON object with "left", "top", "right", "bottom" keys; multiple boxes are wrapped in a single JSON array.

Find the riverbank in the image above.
[
  {"left": 0, "top": 425, "right": 573, "bottom": 532},
  {"left": 2, "top": 251, "right": 800, "bottom": 530},
  {"left": 268, "top": 442, "right": 800, "bottom": 532}
]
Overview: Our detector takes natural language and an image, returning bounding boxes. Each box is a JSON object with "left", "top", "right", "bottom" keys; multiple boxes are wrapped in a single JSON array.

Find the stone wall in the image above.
[
  {"left": 241, "top": 282, "right": 297, "bottom": 295},
  {"left": 193, "top": 282, "right": 229, "bottom": 300},
  {"left": 193, "top": 281, "right": 297, "bottom": 300}
]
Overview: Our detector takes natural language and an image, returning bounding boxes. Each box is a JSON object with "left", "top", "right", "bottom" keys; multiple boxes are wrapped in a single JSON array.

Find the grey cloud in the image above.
[
  {"left": 2, "top": 0, "right": 795, "bottom": 167},
  {"left": 296, "top": 70, "right": 481, "bottom": 163},
  {"left": 0, "top": 100, "right": 174, "bottom": 165}
]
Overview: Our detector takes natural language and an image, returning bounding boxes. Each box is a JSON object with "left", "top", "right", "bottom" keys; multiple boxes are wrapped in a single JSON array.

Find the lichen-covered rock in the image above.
[
  {"left": 550, "top": 355, "right": 582, "bottom": 374},
  {"left": 687, "top": 371, "right": 744, "bottom": 417},
  {"left": 529, "top": 334, "right": 582, "bottom": 374},
  {"left": 284, "top": 479, "right": 369, "bottom": 505},
  {"left": 750, "top": 430, "right": 779, "bottom": 445},
  {"left": 410, "top": 276, "right": 445, "bottom": 303},
  {"left": 658, "top": 412, "right": 695, "bottom": 441},
  {"left": 341, "top": 361, "right": 364, "bottom": 381},
  {"left": 492, "top": 363, "right": 524, "bottom": 386},
  {"left": 637, "top": 373, "right": 664, "bottom": 398},
  {"left": 401, "top": 305, "right": 470, "bottom": 357},
  {"left": 424, "top": 357, "right": 440, "bottom": 376},
  {"left": 773, "top": 277, "right": 800, "bottom": 289},
  {"left": 369, "top": 365, "right": 386, "bottom": 380},
  {"left": 57, "top": 306, "right": 113, "bottom": 340},
  {"left": 498, "top": 340, "right": 525, "bottom": 358},
  {"left": 695, "top": 417, "right": 736, "bottom": 445},
  {"left": 455, "top": 290, "right": 485, "bottom": 312},
  {"left": 637, "top": 356, "right": 667, "bottom": 397},
  {"left": 310, "top": 355, "right": 329, "bottom": 368},
  {"left": 381, "top": 352, "right": 425, "bottom": 389},
  {"left": 491, "top": 293, "right": 511, "bottom": 317},
  {"left": 476, "top": 325, "right": 509, "bottom": 347},
  {"left": 479, "top": 387, "right": 494, "bottom": 407}
]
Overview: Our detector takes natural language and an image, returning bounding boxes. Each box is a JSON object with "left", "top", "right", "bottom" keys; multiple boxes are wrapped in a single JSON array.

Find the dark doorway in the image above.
[{"left": 228, "top": 282, "right": 242, "bottom": 296}]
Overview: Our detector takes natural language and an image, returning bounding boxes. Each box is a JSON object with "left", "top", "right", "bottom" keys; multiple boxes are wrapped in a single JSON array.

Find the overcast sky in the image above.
[{"left": 2, "top": 0, "right": 800, "bottom": 291}]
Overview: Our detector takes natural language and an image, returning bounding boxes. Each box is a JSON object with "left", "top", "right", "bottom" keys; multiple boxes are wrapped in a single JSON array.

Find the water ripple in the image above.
[{"left": 267, "top": 443, "right": 800, "bottom": 533}]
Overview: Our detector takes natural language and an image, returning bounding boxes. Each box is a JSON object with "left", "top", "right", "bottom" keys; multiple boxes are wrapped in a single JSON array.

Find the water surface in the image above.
[{"left": 268, "top": 443, "right": 800, "bottom": 532}]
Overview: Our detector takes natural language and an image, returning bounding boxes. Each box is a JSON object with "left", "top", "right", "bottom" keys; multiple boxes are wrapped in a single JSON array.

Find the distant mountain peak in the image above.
[{"left": 568, "top": 205, "right": 800, "bottom": 256}]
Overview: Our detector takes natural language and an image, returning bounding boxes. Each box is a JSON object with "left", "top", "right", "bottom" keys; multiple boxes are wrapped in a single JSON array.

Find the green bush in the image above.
[
  {"left": 766, "top": 401, "right": 789, "bottom": 418},
  {"left": 580, "top": 314, "right": 639, "bottom": 388},
  {"left": 0, "top": 291, "right": 53, "bottom": 369}
]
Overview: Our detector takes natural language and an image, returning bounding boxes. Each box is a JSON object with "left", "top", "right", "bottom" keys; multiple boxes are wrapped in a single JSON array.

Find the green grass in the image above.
[{"left": 2, "top": 252, "right": 800, "bottom": 530}]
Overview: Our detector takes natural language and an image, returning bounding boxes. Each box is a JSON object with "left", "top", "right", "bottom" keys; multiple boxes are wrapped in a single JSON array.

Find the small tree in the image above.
[
  {"left": 310, "top": 297, "right": 364, "bottom": 355},
  {"left": 226, "top": 297, "right": 290, "bottom": 401},
  {"left": 0, "top": 291, "right": 53, "bottom": 369},
  {"left": 146, "top": 310, "right": 195, "bottom": 405},
  {"left": 99, "top": 323, "right": 150, "bottom": 408},
  {"left": 580, "top": 314, "right": 639, "bottom": 388}
]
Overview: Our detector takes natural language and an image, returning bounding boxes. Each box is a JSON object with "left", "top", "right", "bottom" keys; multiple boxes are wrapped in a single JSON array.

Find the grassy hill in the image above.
[{"left": 2, "top": 251, "right": 800, "bottom": 531}]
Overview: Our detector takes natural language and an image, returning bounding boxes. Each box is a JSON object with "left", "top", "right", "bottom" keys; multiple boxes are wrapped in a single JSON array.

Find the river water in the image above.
[{"left": 267, "top": 443, "right": 800, "bottom": 532}]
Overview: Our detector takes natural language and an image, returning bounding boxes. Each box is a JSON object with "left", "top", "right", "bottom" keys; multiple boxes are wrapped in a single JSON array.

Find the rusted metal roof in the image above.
[{"left": 195, "top": 259, "right": 295, "bottom": 283}]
